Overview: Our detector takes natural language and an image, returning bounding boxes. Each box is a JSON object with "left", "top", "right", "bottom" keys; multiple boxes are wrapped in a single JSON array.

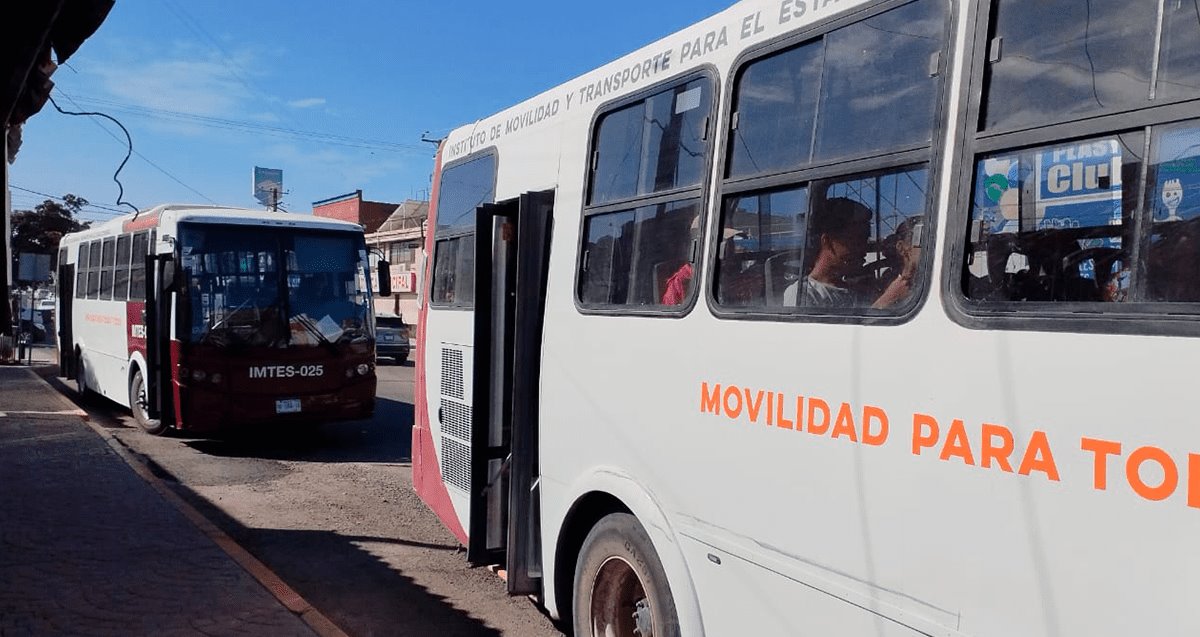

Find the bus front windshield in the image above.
[{"left": 179, "top": 224, "right": 372, "bottom": 347}]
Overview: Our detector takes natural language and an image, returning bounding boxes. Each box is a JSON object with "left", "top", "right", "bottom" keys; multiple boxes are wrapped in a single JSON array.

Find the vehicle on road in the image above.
[
  {"left": 412, "top": 1, "right": 1200, "bottom": 636},
  {"left": 374, "top": 313, "right": 410, "bottom": 364},
  {"left": 57, "top": 204, "right": 387, "bottom": 435}
]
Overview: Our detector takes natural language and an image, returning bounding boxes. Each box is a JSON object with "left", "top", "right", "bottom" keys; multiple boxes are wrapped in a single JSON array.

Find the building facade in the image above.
[
  {"left": 312, "top": 190, "right": 399, "bottom": 234},
  {"left": 365, "top": 200, "right": 428, "bottom": 323}
]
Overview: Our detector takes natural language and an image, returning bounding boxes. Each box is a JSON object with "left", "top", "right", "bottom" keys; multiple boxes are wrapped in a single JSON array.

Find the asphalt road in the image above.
[{"left": 56, "top": 362, "right": 565, "bottom": 637}]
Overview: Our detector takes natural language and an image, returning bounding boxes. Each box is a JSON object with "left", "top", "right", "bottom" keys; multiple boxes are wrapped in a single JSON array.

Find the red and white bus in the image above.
[
  {"left": 57, "top": 204, "right": 384, "bottom": 434},
  {"left": 413, "top": 0, "right": 1200, "bottom": 635}
]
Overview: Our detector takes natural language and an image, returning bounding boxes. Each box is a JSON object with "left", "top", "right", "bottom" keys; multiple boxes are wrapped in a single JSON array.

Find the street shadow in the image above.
[
  {"left": 169, "top": 485, "right": 533, "bottom": 637},
  {"left": 40, "top": 372, "right": 135, "bottom": 430},
  {"left": 182, "top": 397, "right": 414, "bottom": 463}
]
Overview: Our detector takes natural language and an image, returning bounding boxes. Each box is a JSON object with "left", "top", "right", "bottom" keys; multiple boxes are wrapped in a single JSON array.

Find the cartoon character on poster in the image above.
[
  {"left": 1160, "top": 178, "right": 1183, "bottom": 221},
  {"left": 976, "top": 157, "right": 1021, "bottom": 235}
]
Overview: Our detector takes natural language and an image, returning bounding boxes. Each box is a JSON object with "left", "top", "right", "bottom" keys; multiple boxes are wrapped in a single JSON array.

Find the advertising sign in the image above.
[
  {"left": 253, "top": 167, "right": 284, "bottom": 207},
  {"left": 976, "top": 138, "right": 1123, "bottom": 235},
  {"left": 391, "top": 271, "right": 417, "bottom": 294}
]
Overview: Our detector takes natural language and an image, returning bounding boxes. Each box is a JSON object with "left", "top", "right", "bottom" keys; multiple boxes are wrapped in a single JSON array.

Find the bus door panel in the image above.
[
  {"left": 469, "top": 200, "right": 517, "bottom": 567},
  {"left": 143, "top": 254, "right": 175, "bottom": 423},
  {"left": 467, "top": 191, "right": 553, "bottom": 596},
  {"left": 506, "top": 189, "right": 553, "bottom": 595},
  {"left": 58, "top": 263, "right": 75, "bottom": 378}
]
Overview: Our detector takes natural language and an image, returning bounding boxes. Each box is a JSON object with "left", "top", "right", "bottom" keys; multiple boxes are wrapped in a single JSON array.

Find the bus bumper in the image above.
[{"left": 176, "top": 378, "right": 377, "bottom": 431}]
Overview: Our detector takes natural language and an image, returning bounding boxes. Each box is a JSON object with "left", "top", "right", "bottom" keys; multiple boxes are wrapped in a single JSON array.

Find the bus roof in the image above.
[
  {"left": 61, "top": 203, "right": 365, "bottom": 244},
  {"left": 437, "top": 0, "right": 872, "bottom": 165}
]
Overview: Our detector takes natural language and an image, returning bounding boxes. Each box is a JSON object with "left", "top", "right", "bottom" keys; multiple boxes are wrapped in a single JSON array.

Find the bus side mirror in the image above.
[{"left": 377, "top": 260, "right": 392, "bottom": 297}]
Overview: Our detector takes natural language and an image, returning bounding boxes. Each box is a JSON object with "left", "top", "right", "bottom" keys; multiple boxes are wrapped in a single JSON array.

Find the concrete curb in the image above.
[{"left": 29, "top": 371, "right": 351, "bottom": 637}]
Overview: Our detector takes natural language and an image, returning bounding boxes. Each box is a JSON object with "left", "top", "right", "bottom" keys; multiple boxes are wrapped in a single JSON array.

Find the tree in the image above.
[{"left": 10, "top": 194, "right": 91, "bottom": 274}]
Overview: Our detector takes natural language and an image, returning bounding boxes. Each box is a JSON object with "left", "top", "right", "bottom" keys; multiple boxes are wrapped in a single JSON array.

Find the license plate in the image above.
[
  {"left": 276, "top": 399, "right": 301, "bottom": 414},
  {"left": 382, "top": 334, "right": 394, "bottom": 342}
]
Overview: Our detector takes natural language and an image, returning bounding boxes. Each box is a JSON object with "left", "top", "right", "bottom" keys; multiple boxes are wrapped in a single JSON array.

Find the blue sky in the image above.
[{"left": 11, "top": 1, "right": 733, "bottom": 223}]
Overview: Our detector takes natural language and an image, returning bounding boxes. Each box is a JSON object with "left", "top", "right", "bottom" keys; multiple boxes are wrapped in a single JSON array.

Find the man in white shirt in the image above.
[{"left": 783, "top": 197, "right": 914, "bottom": 309}]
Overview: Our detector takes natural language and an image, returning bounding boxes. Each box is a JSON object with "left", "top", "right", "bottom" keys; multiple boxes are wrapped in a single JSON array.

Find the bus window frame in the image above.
[
  {"left": 100, "top": 237, "right": 116, "bottom": 301},
  {"left": 86, "top": 239, "right": 102, "bottom": 299},
  {"left": 942, "top": 0, "right": 1200, "bottom": 338},
  {"left": 114, "top": 234, "right": 132, "bottom": 301},
  {"left": 429, "top": 148, "right": 498, "bottom": 312},
  {"left": 129, "top": 231, "right": 150, "bottom": 302},
  {"left": 706, "top": 0, "right": 955, "bottom": 326},
  {"left": 573, "top": 66, "right": 719, "bottom": 318},
  {"left": 75, "top": 242, "right": 88, "bottom": 300}
]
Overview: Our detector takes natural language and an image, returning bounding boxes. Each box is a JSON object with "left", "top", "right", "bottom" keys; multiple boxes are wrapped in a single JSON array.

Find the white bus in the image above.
[
  {"left": 58, "top": 204, "right": 384, "bottom": 435},
  {"left": 413, "top": 1, "right": 1200, "bottom": 635}
]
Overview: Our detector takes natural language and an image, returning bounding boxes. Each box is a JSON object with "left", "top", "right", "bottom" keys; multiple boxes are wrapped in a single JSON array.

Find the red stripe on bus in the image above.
[{"left": 411, "top": 144, "right": 467, "bottom": 544}]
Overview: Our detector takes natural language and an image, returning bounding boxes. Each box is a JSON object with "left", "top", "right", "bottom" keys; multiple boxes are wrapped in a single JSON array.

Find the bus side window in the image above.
[
  {"left": 114, "top": 234, "right": 132, "bottom": 301},
  {"left": 580, "top": 201, "right": 701, "bottom": 307},
  {"left": 130, "top": 232, "right": 148, "bottom": 302},
  {"left": 955, "top": 0, "right": 1200, "bottom": 329},
  {"left": 75, "top": 244, "right": 87, "bottom": 300},
  {"left": 100, "top": 237, "right": 116, "bottom": 301},
  {"left": 715, "top": 0, "right": 945, "bottom": 320},
  {"left": 579, "top": 75, "right": 713, "bottom": 312},
  {"left": 86, "top": 240, "right": 102, "bottom": 299}
]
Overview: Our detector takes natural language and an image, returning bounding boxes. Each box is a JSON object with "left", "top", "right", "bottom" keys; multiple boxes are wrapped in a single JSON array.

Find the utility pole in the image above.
[{"left": 271, "top": 187, "right": 279, "bottom": 212}]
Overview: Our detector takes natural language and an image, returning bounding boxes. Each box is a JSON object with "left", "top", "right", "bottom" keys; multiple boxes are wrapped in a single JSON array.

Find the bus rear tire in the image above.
[
  {"left": 573, "top": 512, "right": 680, "bottom": 637},
  {"left": 130, "top": 369, "right": 168, "bottom": 435}
]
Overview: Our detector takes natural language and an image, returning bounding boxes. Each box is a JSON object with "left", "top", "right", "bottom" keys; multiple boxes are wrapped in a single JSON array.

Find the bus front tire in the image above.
[
  {"left": 130, "top": 369, "right": 168, "bottom": 435},
  {"left": 75, "top": 352, "right": 91, "bottom": 400},
  {"left": 573, "top": 513, "right": 680, "bottom": 637}
]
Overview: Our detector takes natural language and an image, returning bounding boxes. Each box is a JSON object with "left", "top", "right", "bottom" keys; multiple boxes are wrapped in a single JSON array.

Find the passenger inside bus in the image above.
[{"left": 782, "top": 197, "right": 917, "bottom": 309}]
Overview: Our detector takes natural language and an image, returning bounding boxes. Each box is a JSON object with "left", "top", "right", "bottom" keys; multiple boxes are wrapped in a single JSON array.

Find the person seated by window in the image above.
[
  {"left": 783, "top": 198, "right": 915, "bottom": 309},
  {"left": 873, "top": 216, "right": 922, "bottom": 307}
]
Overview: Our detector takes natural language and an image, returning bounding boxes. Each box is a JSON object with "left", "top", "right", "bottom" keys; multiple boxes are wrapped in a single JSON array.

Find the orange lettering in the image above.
[
  {"left": 701, "top": 383, "right": 721, "bottom": 414},
  {"left": 807, "top": 398, "right": 830, "bottom": 435},
  {"left": 1126, "top": 446, "right": 1178, "bottom": 501},
  {"left": 776, "top": 393, "right": 794, "bottom": 430},
  {"left": 912, "top": 413, "right": 939, "bottom": 456},
  {"left": 1190, "top": 454, "right": 1200, "bottom": 509},
  {"left": 939, "top": 419, "right": 975, "bottom": 465},
  {"left": 795, "top": 396, "right": 804, "bottom": 430},
  {"left": 831, "top": 402, "right": 858, "bottom": 442},
  {"left": 861, "top": 406, "right": 888, "bottom": 446},
  {"left": 723, "top": 386, "right": 743, "bottom": 419},
  {"left": 980, "top": 423, "right": 1014, "bottom": 472},
  {"left": 767, "top": 391, "right": 775, "bottom": 426},
  {"left": 744, "top": 388, "right": 765, "bottom": 423},
  {"left": 1018, "top": 431, "right": 1060, "bottom": 481},
  {"left": 1081, "top": 437, "right": 1122, "bottom": 490}
]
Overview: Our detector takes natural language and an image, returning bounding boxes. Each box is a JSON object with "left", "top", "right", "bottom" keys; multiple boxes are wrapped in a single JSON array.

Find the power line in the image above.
[
  {"left": 46, "top": 94, "right": 140, "bottom": 213},
  {"left": 57, "top": 91, "right": 219, "bottom": 205},
  {"left": 157, "top": 0, "right": 306, "bottom": 131},
  {"left": 69, "top": 94, "right": 430, "bottom": 153},
  {"left": 9, "top": 186, "right": 126, "bottom": 217}
]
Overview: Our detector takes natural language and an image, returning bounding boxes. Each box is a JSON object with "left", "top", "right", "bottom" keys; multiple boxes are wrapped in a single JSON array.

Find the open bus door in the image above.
[
  {"left": 58, "top": 262, "right": 75, "bottom": 377},
  {"left": 468, "top": 190, "right": 554, "bottom": 595},
  {"left": 142, "top": 253, "right": 176, "bottom": 424}
]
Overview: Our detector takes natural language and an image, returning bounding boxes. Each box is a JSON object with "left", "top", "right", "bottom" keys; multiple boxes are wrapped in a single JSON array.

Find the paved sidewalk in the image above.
[{"left": 0, "top": 366, "right": 330, "bottom": 637}]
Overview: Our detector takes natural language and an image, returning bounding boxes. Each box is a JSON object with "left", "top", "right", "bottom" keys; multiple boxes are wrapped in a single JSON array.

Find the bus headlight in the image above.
[
  {"left": 209, "top": 373, "right": 223, "bottom": 384},
  {"left": 356, "top": 363, "right": 371, "bottom": 376},
  {"left": 192, "top": 370, "right": 207, "bottom": 382}
]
